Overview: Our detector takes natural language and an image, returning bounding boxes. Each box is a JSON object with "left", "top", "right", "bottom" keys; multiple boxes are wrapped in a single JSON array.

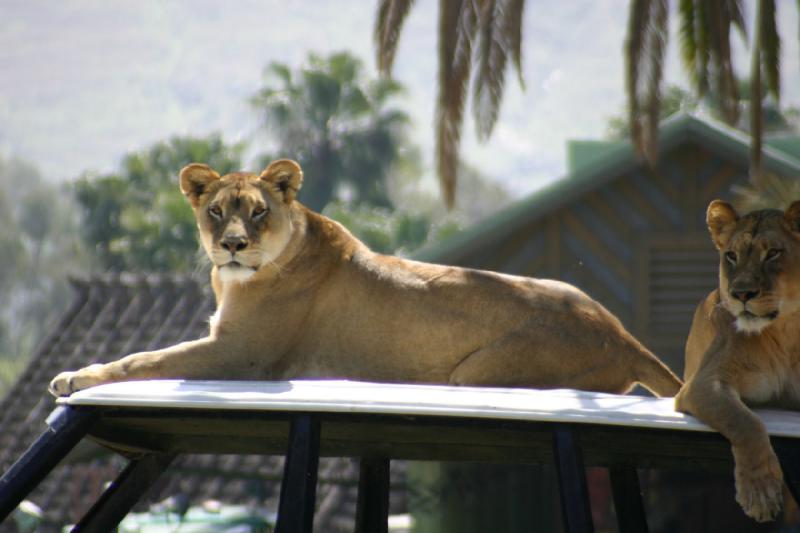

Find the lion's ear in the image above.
[
  {"left": 180, "top": 164, "right": 221, "bottom": 207},
  {"left": 706, "top": 200, "right": 739, "bottom": 250},
  {"left": 260, "top": 159, "right": 303, "bottom": 204},
  {"left": 784, "top": 200, "right": 800, "bottom": 234}
]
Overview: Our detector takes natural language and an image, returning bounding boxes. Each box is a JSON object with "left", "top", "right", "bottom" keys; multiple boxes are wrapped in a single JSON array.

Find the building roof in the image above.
[
  {"left": 416, "top": 112, "right": 800, "bottom": 265},
  {"left": 0, "top": 274, "right": 405, "bottom": 532}
]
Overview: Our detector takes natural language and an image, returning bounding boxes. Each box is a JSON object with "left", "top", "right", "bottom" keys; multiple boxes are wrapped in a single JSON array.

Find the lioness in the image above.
[
  {"left": 675, "top": 199, "right": 800, "bottom": 522},
  {"left": 50, "top": 159, "right": 681, "bottom": 399}
]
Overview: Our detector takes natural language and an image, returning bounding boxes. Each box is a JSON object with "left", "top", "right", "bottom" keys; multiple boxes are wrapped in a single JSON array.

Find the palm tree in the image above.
[
  {"left": 626, "top": 0, "right": 782, "bottom": 183},
  {"left": 250, "top": 51, "right": 412, "bottom": 211},
  {"left": 375, "top": 0, "right": 525, "bottom": 207}
]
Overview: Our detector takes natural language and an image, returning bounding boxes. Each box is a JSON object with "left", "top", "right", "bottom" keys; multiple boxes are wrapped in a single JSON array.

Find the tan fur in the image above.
[
  {"left": 675, "top": 199, "right": 800, "bottom": 522},
  {"left": 50, "top": 160, "right": 681, "bottom": 401}
]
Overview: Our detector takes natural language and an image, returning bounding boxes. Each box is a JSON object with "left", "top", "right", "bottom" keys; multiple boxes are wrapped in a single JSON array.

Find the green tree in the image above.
[
  {"left": 375, "top": 0, "right": 525, "bottom": 207},
  {"left": 322, "top": 200, "right": 466, "bottom": 257},
  {"left": 0, "top": 156, "right": 87, "bottom": 394},
  {"left": 251, "top": 51, "right": 412, "bottom": 211},
  {"left": 74, "top": 134, "right": 244, "bottom": 272},
  {"left": 323, "top": 202, "right": 433, "bottom": 255},
  {"left": 320, "top": 141, "right": 510, "bottom": 257}
]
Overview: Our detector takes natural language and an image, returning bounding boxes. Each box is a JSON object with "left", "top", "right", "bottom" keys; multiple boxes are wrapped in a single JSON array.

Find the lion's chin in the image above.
[
  {"left": 734, "top": 311, "right": 779, "bottom": 335},
  {"left": 218, "top": 262, "right": 258, "bottom": 284}
]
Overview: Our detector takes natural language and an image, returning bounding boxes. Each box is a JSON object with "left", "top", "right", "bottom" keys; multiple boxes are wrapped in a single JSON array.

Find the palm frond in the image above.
[
  {"left": 626, "top": 0, "right": 668, "bottom": 163},
  {"left": 644, "top": 0, "right": 669, "bottom": 161},
  {"left": 268, "top": 62, "right": 293, "bottom": 85},
  {"left": 749, "top": 0, "right": 764, "bottom": 184},
  {"left": 694, "top": 0, "right": 711, "bottom": 95},
  {"left": 678, "top": 0, "right": 714, "bottom": 98},
  {"left": 707, "top": 1, "right": 739, "bottom": 124},
  {"left": 678, "top": 0, "right": 699, "bottom": 89},
  {"left": 728, "top": 0, "right": 746, "bottom": 41},
  {"left": 437, "top": 0, "right": 478, "bottom": 207},
  {"left": 506, "top": 0, "right": 525, "bottom": 88},
  {"left": 473, "top": 0, "right": 508, "bottom": 141},
  {"left": 761, "top": 0, "right": 780, "bottom": 100},
  {"left": 470, "top": 0, "right": 525, "bottom": 140},
  {"left": 375, "top": 0, "right": 417, "bottom": 76},
  {"left": 367, "top": 77, "right": 406, "bottom": 105},
  {"left": 625, "top": 0, "right": 650, "bottom": 157}
]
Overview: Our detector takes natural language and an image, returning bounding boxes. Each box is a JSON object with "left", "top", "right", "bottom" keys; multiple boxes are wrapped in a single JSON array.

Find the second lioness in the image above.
[
  {"left": 676, "top": 199, "right": 800, "bottom": 522},
  {"left": 50, "top": 159, "right": 682, "bottom": 398}
]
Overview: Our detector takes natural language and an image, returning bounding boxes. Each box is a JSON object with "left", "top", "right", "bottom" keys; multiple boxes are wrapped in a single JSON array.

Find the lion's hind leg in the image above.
[{"left": 446, "top": 332, "right": 637, "bottom": 394}]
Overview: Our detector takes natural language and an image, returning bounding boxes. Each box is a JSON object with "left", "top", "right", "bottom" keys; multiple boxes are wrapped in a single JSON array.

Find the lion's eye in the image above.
[
  {"left": 208, "top": 205, "right": 223, "bottom": 219},
  {"left": 725, "top": 251, "right": 737, "bottom": 265},
  {"left": 252, "top": 206, "right": 268, "bottom": 220},
  {"left": 765, "top": 248, "right": 782, "bottom": 261}
]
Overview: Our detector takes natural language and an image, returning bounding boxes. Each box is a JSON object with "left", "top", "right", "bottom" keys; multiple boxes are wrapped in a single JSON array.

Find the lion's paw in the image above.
[
  {"left": 734, "top": 447, "right": 783, "bottom": 522},
  {"left": 48, "top": 364, "right": 106, "bottom": 397}
]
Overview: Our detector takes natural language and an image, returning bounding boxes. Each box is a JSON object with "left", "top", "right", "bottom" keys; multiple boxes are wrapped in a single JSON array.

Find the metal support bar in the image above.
[
  {"left": 0, "top": 406, "right": 97, "bottom": 521},
  {"left": 609, "top": 465, "right": 649, "bottom": 533},
  {"left": 276, "top": 414, "right": 321, "bottom": 533},
  {"left": 774, "top": 438, "right": 800, "bottom": 506},
  {"left": 355, "top": 456, "right": 390, "bottom": 533},
  {"left": 70, "top": 453, "right": 175, "bottom": 532},
  {"left": 552, "top": 425, "right": 594, "bottom": 533}
]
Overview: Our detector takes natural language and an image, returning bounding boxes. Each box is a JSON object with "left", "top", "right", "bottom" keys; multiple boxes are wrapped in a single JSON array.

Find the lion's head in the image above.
[
  {"left": 706, "top": 199, "right": 800, "bottom": 334},
  {"left": 179, "top": 159, "right": 303, "bottom": 283}
]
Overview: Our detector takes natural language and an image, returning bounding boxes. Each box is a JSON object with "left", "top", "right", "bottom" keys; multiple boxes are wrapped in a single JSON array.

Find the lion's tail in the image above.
[{"left": 629, "top": 340, "right": 683, "bottom": 397}]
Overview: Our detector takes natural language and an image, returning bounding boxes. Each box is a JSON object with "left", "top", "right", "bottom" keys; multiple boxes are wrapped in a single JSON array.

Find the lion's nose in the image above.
[
  {"left": 731, "top": 289, "right": 759, "bottom": 302},
  {"left": 221, "top": 235, "right": 248, "bottom": 253}
]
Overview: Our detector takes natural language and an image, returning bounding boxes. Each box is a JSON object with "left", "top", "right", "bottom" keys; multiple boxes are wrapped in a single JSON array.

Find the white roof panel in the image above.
[{"left": 60, "top": 379, "right": 800, "bottom": 438}]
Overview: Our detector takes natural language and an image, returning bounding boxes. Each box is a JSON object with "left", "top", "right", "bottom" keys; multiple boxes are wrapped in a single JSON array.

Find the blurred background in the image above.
[{"left": 4, "top": 1, "right": 800, "bottom": 531}]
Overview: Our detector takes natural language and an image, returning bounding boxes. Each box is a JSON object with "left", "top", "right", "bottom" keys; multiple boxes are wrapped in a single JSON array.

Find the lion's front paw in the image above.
[
  {"left": 49, "top": 372, "right": 75, "bottom": 397},
  {"left": 48, "top": 364, "right": 106, "bottom": 397},
  {"left": 734, "top": 446, "right": 783, "bottom": 522}
]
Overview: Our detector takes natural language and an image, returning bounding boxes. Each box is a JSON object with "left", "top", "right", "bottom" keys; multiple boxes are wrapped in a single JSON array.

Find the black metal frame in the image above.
[
  {"left": 553, "top": 425, "right": 594, "bottom": 533},
  {"left": 2, "top": 403, "right": 800, "bottom": 532},
  {"left": 355, "top": 456, "right": 390, "bottom": 533},
  {"left": 0, "top": 406, "right": 97, "bottom": 520},
  {"left": 609, "top": 465, "right": 649, "bottom": 533},
  {"left": 72, "top": 453, "right": 175, "bottom": 532},
  {"left": 276, "top": 414, "right": 320, "bottom": 533}
]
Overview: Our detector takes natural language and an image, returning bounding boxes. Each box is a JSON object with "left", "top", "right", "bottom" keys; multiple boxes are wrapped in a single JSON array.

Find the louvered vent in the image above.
[{"left": 648, "top": 240, "right": 719, "bottom": 339}]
